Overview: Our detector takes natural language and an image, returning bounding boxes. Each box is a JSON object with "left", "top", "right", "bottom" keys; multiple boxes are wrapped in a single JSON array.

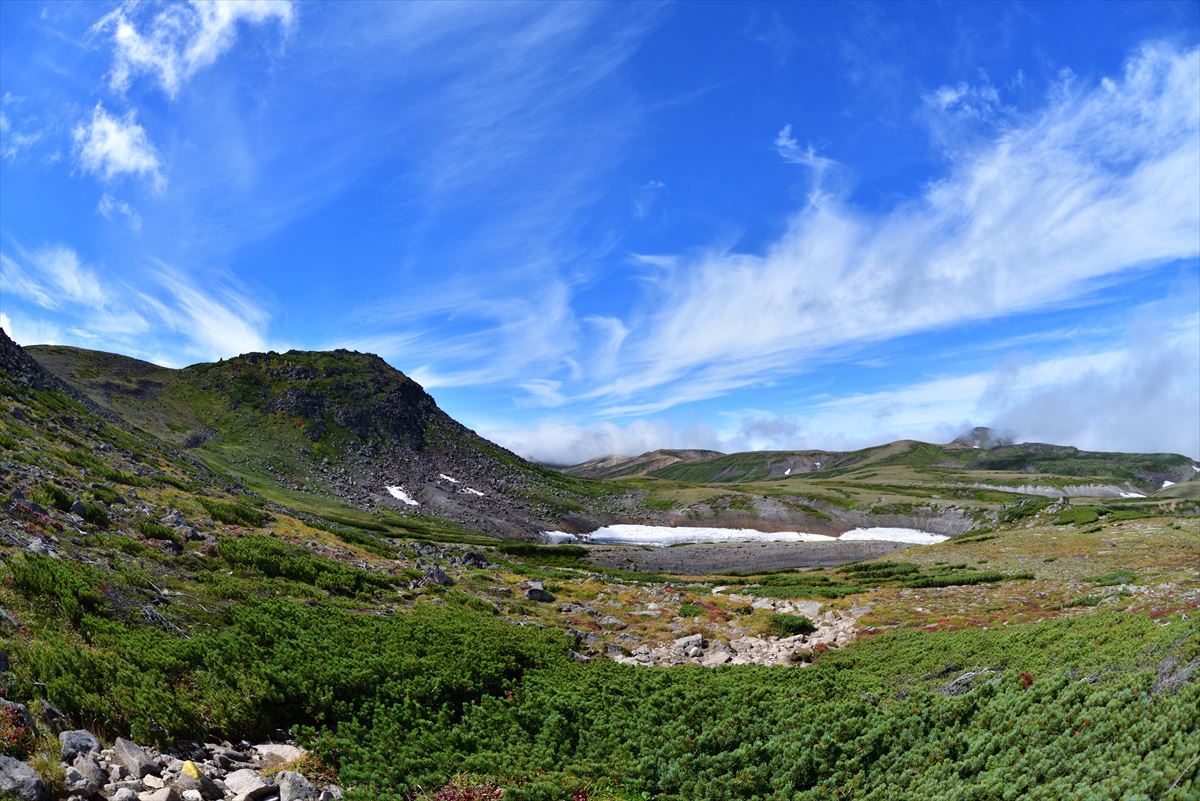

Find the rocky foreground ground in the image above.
[{"left": 0, "top": 722, "right": 336, "bottom": 801}]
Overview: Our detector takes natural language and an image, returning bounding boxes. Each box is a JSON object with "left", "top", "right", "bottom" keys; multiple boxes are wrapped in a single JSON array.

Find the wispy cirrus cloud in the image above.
[
  {"left": 582, "top": 42, "right": 1199, "bottom": 417},
  {"left": 0, "top": 242, "right": 271, "bottom": 364},
  {"left": 97, "top": 192, "right": 142, "bottom": 231},
  {"left": 94, "top": 0, "right": 294, "bottom": 98},
  {"left": 73, "top": 103, "right": 164, "bottom": 191}
]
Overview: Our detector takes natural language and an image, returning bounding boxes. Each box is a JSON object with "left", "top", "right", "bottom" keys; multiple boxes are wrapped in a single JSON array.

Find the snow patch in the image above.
[
  {"left": 438, "top": 474, "right": 460, "bottom": 484},
  {"left": 463, "top": 487, "right": 485, "bottom": 497},
  {"left": 783, "top": 468, "right": 792, "bottom": 476},
  {"left": 838, "top": 527, "right": 949, "bottom": 545},
  {"left": 1119, "top": 491, "right": 1146, "bottom": 498},
  {"left": 540, "top": 525, "right": 946, "bottom": 547},
  {"left": 385, "top": 486, "right": 419, "bottom": 506},
  {"left": 1162, "top": 480, "right": 1176, "bottom": 489}
]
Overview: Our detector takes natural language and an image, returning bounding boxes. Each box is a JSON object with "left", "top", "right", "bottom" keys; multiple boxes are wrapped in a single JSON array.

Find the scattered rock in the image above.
[
  {"left": 419, "top": 565, "right": 453, "bottom": 587},
  {"left": 140, "top": 788, "right": 182, "bottom": 801},
  {"left": 59, "top": 729, "right": 101, "bottom": 763},
  {"left": 276, "top": 770, "right": 319, "bottom": 801},
  {"left": 114, "top": 736, "right": 160, "bottom": 779},
  {"left": 522, "top": 580, "right": 555, "bottom": 602},
  {"left": 598, "top": 615, "right": 627, "bottom": 630},
  {"left": 0, "top": 754, "right": 48, "bottom": 801},
  {"left": 254, "top": 742, "right": 304, "bottom": 770},
  {"left": 224, "top": 768, "right": 277, "bottom": 801}
]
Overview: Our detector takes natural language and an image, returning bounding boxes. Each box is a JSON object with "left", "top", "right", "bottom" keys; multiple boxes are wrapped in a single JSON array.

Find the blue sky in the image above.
[{"left": 2, "top": 1, "right": 1198, "bottom": 462}]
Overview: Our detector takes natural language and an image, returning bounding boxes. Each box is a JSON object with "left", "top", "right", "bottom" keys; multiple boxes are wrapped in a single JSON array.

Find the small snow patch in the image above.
[
  {"left": 462, "top": 487, "right": 485, "bottom": 497},
  {"left": 1119, "top": 491, "right": 1146, "bottom": 498},
  {"left": 385, "top": 486, "right": 419, "bottom": 506},
  {"left": 783, "top": 468, "right": 791, "bottom": 476},
  {"left": 1162, "top": 480, "right": 1176, "bottom": 489},
  {"left": 438, "top": 474, "right": 460, "bottom": 484}
]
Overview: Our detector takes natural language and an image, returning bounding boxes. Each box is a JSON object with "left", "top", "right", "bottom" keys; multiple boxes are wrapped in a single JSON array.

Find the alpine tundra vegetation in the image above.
[{"left": 1, "top": 1, "right": 1199, "bottom": 800}]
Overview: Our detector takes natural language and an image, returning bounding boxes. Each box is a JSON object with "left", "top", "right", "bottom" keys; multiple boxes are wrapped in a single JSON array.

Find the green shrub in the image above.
[
  {"left": 1055, "top": 506, "right": 1100, "bottom": 525},
  {"left": 4, "top": 553, "right": 104, "bottom": 626},
  {"left": 199, "top": 497, "right": 268, "bottom": 527},
  {"left": 678, "top": 604, "right": 702, "bottom": 618},
  {"left": 86, "top": 485, "right": 122, "bottom": 505},
  {"left": 766, "top": 614, "right": 817, "bottom": 637},
  {"left": 1065, "top": 595, "right": 1102, "bottom": 608},
  {"left": 496, "top": 543, "right": 586, "bottom": 565},
  {"left": 217, "top": 535, "right": 392, "bottom": 597},
  {"left": 134, "top": 519, "right": 181, "bottom": 543},
  {"left": 1087, "top": 569, "right": 1136, "bottom": 587},
  {"left": 79, "top": 501, "right": 108, "bottom": 528},
  {"left": 31, "top": 481, "right": 72, "bottom": 512}
]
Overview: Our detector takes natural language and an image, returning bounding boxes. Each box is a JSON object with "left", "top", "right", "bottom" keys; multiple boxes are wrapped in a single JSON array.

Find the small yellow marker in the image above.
[{"left": 180, "top": 760, "right": 202, "bottom": 779}]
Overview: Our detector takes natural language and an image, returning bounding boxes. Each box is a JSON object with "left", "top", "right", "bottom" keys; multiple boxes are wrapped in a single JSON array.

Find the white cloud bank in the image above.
[
  {"left": 488, "top": 313, "right": 1200, "bottom": 464},
  {"left": 95, "top": 0, "right": 294, "bottom": 98}
]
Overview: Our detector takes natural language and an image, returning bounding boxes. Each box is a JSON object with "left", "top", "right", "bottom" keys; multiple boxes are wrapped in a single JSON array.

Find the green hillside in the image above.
[{"left": 2, "top": 331, "right": 1197, "bottom": 800}]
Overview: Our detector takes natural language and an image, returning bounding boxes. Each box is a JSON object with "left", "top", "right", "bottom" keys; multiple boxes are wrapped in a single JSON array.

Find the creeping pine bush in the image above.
[
  {"left": 198, "top": 497, "right": 268, "bottom": 527},
  {"left": 31, "top": 482, "right": 72, "bottom": 512},
  {"left": 766, "top": 614, "right": 816, "bottom": 637},
  {"left": 3, "top": 554, "right": 1197, "bottom": 801}
]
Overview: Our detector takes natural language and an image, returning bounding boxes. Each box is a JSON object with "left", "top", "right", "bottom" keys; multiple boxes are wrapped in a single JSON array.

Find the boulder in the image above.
[
  {"left": 139, "top": 789, "right": 182, "bottom": 801},
  {"left": 522, "top": 581, "right": 555, "bottom": 603},
  {"left": 598, "top": 615, "right": 627, "bottom": 630},
  {"left": 0, "top": 754, "right": 47, "bottom": 801},
  {"left": 112, "top": 790, "right": 139, "bottom": 801},
  {"left": 276, "top": 770, "right": 319, "bottom": 801},
  {"left": 114, "top": 736, "right": 160, "bottom": 779},
  {"left": 675, "top": 633, "right": 705, "bottom": 650},
  {"left": 40, "top": 701, "right": 69, "bottom": 734},
  {"left": 254, "top": 743, "right": 304, "bottom": 770},
  {"left": 420, "top": 565, "right": 454, "bottom": 587},
  {"left": 70, "top": 752, "right": 106, "bottom": 792},
  {"left": 64, "top": 762, "right": 99, "bottom": 796},
  {"left": 59, "top": 729, "right": 101, "bottom": 763},
  {"left": 224, "top": 768, "right": 277, "bottom": 801}
]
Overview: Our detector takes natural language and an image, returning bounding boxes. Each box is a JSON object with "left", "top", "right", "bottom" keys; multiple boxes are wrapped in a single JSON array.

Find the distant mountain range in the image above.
[{"left": 562, "top": 430, "right": 1197, "bottom": 491}]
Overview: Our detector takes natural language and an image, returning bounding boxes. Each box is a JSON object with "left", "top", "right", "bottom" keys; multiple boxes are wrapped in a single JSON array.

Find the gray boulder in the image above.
[
  {"left": 276, "top": 770, "right": 319, "bottom": 801},
  {"left": 59, "top": 729, "right": 101, "bottom": 762},
  {"left": 523, "top": 581, "right": 555, "bottom": 603},
  {"left": 598, "top": 615, "right": 627, "bottom": 630},
  {"left": 69, "top": 752, "right": 106, "bottom": 793},
  {"left": 0, "top": 754, "right": 47, "bottom": 801},
  {"left": 142, "top": 789, "right": 182, "bottom": 801},
  {"left": 224, "top": 768, "right": 277, "bottom": 800},
  {"left": 113, "top": 736, "right": 159, "bottom": 778},
  {"left": 420, "top": 565, "right": 454, "bottom": 587}
]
